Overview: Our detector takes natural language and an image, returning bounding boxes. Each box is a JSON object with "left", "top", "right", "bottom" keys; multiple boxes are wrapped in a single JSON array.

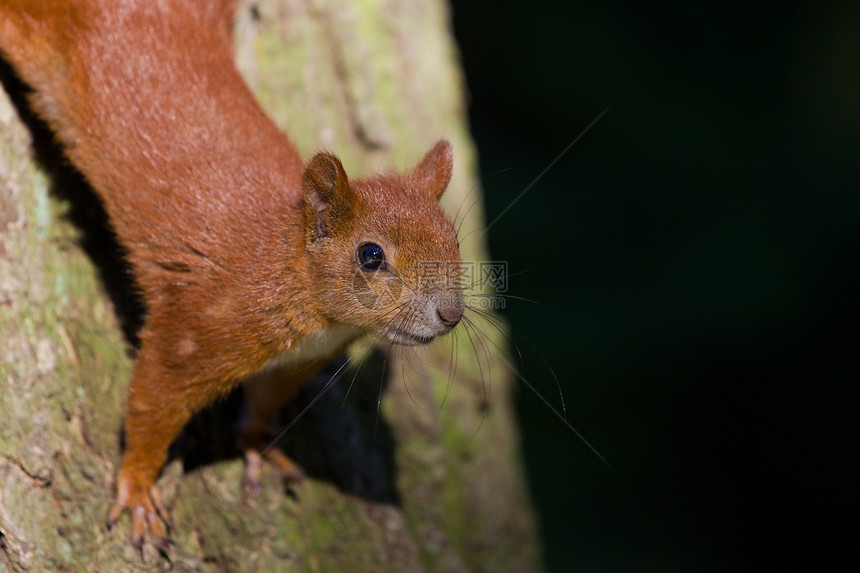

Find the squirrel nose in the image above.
[{"left": 436, "top": 301, "right": 464, "bottom": 328}]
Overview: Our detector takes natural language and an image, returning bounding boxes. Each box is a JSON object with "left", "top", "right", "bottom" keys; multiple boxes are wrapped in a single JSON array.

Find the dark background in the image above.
[{"left": 451, "top": 1, "right": 859, "bottom": 571}]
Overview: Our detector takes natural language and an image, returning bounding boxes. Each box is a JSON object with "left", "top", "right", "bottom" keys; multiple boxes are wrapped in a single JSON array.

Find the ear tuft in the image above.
[
  {"left": 302, "top": 152, "right": 349, "bottom": 240},
  {"left": 412, "top": 140, "right": 453, "bottom": 200}
]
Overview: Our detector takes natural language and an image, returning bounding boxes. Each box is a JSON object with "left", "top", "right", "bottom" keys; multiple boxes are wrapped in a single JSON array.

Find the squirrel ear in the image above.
[
  {"left": 412, "top": 140, "right": 453, "bottom": 201},
  {"left": 302, "top": 152, "right": 350, "bottom": 240}
]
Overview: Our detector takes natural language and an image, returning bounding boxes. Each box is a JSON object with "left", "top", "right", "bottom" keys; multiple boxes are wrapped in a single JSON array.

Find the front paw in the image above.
[{"left": 106, "top": 474, "right": 173, "bottom": 551}]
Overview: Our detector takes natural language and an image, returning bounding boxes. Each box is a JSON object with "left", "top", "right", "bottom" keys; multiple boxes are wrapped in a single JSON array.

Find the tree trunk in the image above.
[{"left": 0, "top": 1, "right": 543, "bottom": 571}]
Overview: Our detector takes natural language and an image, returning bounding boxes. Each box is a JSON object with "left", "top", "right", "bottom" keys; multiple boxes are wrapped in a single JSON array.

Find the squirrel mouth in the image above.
[{"left": 387, "top": 328, "right": 435, "bottom": 346}]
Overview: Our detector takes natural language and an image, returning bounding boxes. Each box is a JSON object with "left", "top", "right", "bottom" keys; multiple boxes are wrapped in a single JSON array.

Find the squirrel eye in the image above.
[{"left": 357, "top": 242, "right": 386, "bottom": 271}]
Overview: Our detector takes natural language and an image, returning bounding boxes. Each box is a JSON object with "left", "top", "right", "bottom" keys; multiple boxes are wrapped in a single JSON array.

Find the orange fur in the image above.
[{"left": 0, "top": 0, "right": 462, "bottom": 549}]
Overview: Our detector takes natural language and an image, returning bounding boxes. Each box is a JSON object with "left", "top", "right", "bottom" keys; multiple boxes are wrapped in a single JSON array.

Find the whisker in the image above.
[
  {"left": 434, "top": 333, "right": 459, "bottom": 416},
  {"left": 374, "top": 333, "right": 402, "bottom": 444},
  {"left": 464, "top": 290, "right": 576, "bottom": 335},
  {"left": 466, "top": 292, "right": 556, "bottom": 312},
  {"left": 459, "top": 314, "right": 493, "bottom": 415},
  {"left": 266, "top": 297, "right": 411, "bottom": 451},
  {"left": 458, "top": 267, "right": 550, "bottom": 294},
  {"left": 470, "top": 307, "right": 527, "bottom": 378},
  {"left": 339, "top": 334, "right": 383, "bottom": 413},
  {"left": 262, "top": 351, "right": 358, "bottom": 454},
  {"left": 453, "top": 167, "right": 513, "bottom": 237},
  {"left": 454, "top": 197, "right": 482, "bottom": 238},
  {"left": 455, "top": 226, "right": 482, "bottom": 250},
  {"left": 481, "top": 106, "right": 611, "bottom": 237},
  {"left": 462, "top": 308, "right": 609, "bottom": 467},
  {"left": 462, "top": 322, "right": 488, "bottom": 444},
  {"left": 444, "top": 327, "right": 460, "bottom": 412},
  {"left": 465, "top": 304, "right": 566, "bottom": 418},
  {"left": 399, "top": 345, "right": 432, "bottom": 412},
  {"left": 456, "top": 269, "right": 521, "bottom": 294}
]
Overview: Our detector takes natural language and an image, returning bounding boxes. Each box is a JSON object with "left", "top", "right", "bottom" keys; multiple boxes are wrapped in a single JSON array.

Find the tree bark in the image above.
[{"left": 0, "top": 1, "right": 543, "bottom": 571}]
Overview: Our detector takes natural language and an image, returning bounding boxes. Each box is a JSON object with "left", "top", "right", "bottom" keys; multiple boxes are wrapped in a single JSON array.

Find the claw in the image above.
[
  {"left": 107, "top": 480, "right": 129, "bottom": 531},
  {"left": 149, "top": 486, "right": 174, "bottom": 530},
  {"left": 152, "top": 534, "right": 174, "bottom": 553},
  {"left": 132, "top": 506, "right": 146, "bottom": 548},
  {"left": 242, "top": 449, "right": 264, "bottom": 500},
  {"left": 106, "top": 475, "right": 172, "bottom": 552},
  {"left": 147, "top": 508, "right": 168, "bottom": 540}
]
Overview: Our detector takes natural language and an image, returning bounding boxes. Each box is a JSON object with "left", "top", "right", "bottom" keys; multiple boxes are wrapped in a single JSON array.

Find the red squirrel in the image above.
[{"left": 0, "top": 0, "right": 464, "bottom": 549}]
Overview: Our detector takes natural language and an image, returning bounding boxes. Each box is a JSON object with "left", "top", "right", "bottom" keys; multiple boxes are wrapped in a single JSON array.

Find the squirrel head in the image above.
[{"left": 301, "top": 140, "right": 464, "bottom": 345}]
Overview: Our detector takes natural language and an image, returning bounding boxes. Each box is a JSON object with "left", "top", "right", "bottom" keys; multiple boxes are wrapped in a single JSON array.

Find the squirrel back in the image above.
[{"left": 0, "top": 0, "right": 302, "bottom": 290}]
